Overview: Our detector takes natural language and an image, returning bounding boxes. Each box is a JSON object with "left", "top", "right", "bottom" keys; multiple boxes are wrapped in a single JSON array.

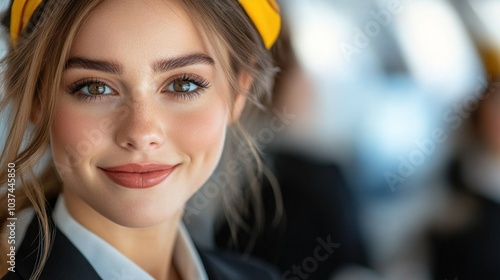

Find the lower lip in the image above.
[{"left": 100, "top": 167, "right": 177, "bottom": 189}]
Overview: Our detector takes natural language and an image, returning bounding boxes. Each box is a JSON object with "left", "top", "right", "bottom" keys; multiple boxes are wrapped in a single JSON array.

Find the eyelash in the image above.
[
  {"left": 66, "top": 74, "right": 211, "bottom": 102},
  {"left": 67, "top": 78, "right": 114, "bottom": 102},
  {"left": 163, "top": 74, "right": 211, "bottom": 100}
]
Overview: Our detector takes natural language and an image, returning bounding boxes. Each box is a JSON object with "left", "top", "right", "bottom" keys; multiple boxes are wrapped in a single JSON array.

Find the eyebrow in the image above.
[
  {"left": 65, "top": 57, "right": 123, "bottom": 74},
  {"left": 153, "top": 53, "right": 215, "bottom": 73},
  {"left": 65, "top": 53, "right": 215, "bottom": 75}
]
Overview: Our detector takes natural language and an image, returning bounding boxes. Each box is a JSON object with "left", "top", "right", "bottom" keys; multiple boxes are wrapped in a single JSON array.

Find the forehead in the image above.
[{"left": 70, "top": 0, "right": 209, "bottom": 63}]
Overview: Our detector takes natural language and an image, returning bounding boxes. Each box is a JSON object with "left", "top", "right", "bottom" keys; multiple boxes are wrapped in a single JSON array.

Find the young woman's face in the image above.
[{"left": 50, "top": 0, "right": 243, "bottom": 227}]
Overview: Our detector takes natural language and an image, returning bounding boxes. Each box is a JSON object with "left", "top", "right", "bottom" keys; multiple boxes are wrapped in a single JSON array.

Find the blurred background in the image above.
[
  {"left": 2, "top": 0, "right": 500, "bottom": 279},
  {"left": 245, "top": 0, "right": 500, "bottom": 279}
]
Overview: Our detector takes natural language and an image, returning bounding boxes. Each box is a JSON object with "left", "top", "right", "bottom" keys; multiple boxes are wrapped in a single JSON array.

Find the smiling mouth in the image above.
[{"left": 99, "top": 163, "right": 178, "bottom": 189}]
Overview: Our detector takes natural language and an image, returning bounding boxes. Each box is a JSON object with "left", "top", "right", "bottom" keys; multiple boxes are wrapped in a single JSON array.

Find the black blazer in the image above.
[
  {"left": 3, "top": 210, "right": 279, "bottom": 280},
  {"left": 216, "top": 151, "right": 368, "bottom": 280},
  {"left": 431, "top": 158, "right": 500, "bottom": 280}
]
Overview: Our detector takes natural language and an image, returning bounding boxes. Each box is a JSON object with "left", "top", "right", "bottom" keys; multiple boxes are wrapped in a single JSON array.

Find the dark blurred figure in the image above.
[
  {"left": 217, "top": 149, "right": 370, "bottom": 280},
  {"left": 430, "top": 21, "right": 500, "bottom": 278},
  {"left": 430, "top": 86, "right": 500, "bottom": 280},
  {"left": 215, "top": 20, "right": 370, "bottom": 280}
]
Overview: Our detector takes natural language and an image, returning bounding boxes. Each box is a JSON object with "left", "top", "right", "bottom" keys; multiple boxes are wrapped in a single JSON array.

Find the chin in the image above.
[{"left": 101, "top": 199, "right": 186, "bottom": 229}]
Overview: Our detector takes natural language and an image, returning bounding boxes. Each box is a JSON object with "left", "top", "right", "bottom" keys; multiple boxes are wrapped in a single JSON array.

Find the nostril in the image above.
[{"left": 115, "top": 106, "right": 165, "bottom": 151}]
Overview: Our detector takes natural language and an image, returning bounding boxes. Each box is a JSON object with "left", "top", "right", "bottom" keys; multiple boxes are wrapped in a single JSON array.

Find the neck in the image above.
[{"left": 63, "top": 191, "right": 183, "bottom": 280}]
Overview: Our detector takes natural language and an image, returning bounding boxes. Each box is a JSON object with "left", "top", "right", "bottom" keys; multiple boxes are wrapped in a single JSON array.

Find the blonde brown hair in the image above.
[{"left": 0, "top": 0, "right": 277, "bottom": 278}]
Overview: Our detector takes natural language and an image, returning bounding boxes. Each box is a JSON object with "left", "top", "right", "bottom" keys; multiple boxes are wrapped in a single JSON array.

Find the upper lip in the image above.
[{"left": 99, "top": 163, "right": 178, "bottom": 173}]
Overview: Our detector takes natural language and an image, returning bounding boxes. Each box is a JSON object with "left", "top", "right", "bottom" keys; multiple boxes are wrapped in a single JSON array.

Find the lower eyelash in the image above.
[
  {"left": 73, "top": 93, "right": 107, "bottom": 102},
  {"left": 166, "top": 89, "right": 204, "bottom": 100}
]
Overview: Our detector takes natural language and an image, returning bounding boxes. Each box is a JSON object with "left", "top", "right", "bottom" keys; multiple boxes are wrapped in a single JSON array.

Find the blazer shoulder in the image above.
[
  {"left": 198, "top": 248, "right": 280, "bottom": 280},
  {"left": 2, "top": 271, "right": 22, "bottom": 280},
  {"left": 3, "top": 206, "right": 101, "bottom": 280}
]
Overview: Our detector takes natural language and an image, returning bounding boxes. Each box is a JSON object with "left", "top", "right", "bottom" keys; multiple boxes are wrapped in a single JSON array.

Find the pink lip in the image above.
[{"left": 99, "top": 163, "right": 178, "bottom": 189}]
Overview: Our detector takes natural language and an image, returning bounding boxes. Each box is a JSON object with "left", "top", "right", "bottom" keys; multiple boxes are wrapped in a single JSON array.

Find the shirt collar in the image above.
[{"left": 53, "top": 195, "right": 208, "bottom": 280}]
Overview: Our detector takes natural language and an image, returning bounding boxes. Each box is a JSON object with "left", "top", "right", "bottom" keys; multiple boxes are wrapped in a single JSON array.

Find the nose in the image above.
[{"left": 115, "top": 99, "right": 165, "bottom": 151}]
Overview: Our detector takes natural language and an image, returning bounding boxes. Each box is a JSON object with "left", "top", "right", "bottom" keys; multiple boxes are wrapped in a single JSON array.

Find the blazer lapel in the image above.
[{"left": 8, "top": 210, "right": 101, "bottom": 279}]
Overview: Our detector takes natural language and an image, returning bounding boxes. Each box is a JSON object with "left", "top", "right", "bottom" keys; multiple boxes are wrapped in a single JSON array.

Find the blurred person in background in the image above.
[
  {"left": 430, "top": 42, "right": 500, "bottom": 280},
  {"left": 195, "top": 1, "right": 499, "bottom": 279},
  {"left": 215, "top": 16, "right": 372, "bottom": 280}
]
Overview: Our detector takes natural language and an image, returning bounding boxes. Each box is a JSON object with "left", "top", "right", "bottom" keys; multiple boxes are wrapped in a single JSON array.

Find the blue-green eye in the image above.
[
  {"left": 68, "top": 79, "right": 115, "bottom": 96},
  {"left": 167, "top": 80, "right": 200, "bottom": 93},
  {"left": 163, "top": 74, "right": 211, "bottom": 100},
  {"left": 79, "top": 82, "right": 114, "bottom": 95},
  {"left": 67, "top": 79, "right": 116, "bottom": 102}
]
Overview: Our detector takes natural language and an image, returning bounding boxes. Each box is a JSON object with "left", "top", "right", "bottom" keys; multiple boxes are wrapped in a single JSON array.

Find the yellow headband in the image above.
[
  {"left": 10, "top": 0, "right": 42, "bottom": 44},
  {"left": 238, "top": 0, "right": 281, "bottom": 49},
  {"left": 10, "top": 0, "right": 281, "bottom": 48}
]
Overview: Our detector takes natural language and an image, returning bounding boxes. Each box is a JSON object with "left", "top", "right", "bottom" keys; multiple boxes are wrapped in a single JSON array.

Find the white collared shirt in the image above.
[{"left": 52, "top": 195, "right": 209, "bottom": 280}]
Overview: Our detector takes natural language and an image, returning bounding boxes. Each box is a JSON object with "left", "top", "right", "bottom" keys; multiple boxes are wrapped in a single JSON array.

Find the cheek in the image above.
[
  {"left": 50, "top": 101, "right": 103, "bottom": 169},
  {"left": 173, "top": 101, "right": 228, "bottom": 162},
  {"left": 167, "top": 93, "right": 230, "bottom": 194}
]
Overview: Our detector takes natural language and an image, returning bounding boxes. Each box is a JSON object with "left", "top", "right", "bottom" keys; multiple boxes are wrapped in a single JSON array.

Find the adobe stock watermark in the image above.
[
  {"left": 384, "top": 76, "right": 500, "bottom": 191},
  {"left": 282, "top": 235, "right": 340, "bottom": 280},
  {"left": 184, "top": 106, "right": 296, "bottom": 223},
  {"left": 339, "top": 0, "right": 405, "bottom": 62},
  {"left": 51, "top": 101, "right": 295, "bottom": 222},
  {"left": 55, "top": 103, "right": 296, "bottom": 180}
]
